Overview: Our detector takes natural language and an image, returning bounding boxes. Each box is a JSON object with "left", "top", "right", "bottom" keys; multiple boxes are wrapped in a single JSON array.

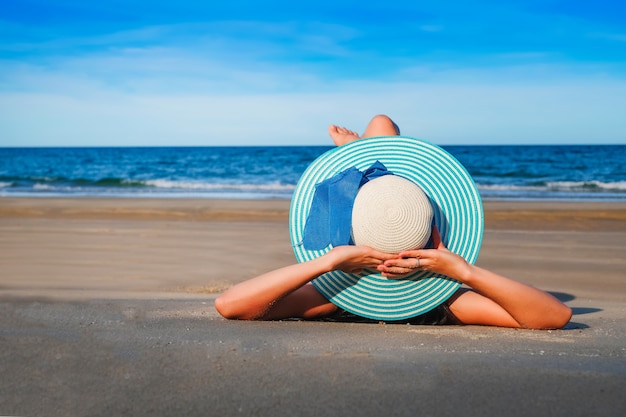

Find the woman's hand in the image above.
[
  {"left": 326, "top": 245, "right": 398, "bottom": 274},
  {"left": 378, "top": 226, "right": 472, "bottom": 281}
]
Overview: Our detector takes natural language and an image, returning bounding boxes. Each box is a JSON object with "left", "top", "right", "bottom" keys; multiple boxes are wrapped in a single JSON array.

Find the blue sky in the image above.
[{"left": 1, "top": 0, "right": 625, "bottom": 146}]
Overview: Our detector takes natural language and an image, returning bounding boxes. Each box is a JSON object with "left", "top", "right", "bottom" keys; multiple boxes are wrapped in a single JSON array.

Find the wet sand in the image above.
[{"left": 1, "top": 198, "right": 625, "bottom": 416}]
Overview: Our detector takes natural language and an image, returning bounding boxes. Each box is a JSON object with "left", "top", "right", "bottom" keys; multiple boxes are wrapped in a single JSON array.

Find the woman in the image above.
[{"left": 215, "top": 115, "right": 572, "bottom": 329}]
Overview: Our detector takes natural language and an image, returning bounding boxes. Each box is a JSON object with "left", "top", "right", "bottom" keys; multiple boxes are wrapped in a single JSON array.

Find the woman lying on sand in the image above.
[{"left": 215, "top": 115, "right": 572, "bottom": 329}]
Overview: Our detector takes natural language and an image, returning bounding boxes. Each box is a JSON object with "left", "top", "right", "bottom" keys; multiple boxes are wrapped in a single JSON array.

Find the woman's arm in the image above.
[
  {"left": 215, "top": 246, "right": 398, "bottom": 320},
  {"left": 379, "top": 227, "right": 572, "bottom": 329}
]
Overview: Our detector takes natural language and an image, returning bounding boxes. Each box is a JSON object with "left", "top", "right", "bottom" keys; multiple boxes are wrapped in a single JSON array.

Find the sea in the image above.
[{"left": 1, "top": 145, "right": 625, "bottom": 201}]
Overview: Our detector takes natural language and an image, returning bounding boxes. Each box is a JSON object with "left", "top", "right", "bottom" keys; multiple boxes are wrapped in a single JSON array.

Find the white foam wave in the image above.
[
  {"left": 545, "top": 180, "right": 626, "bottom": 191},
  {"left": 479, "top": 181, "right": 626, "bottom": 193},
  {"left": 33, "top": 183, "right": 56, "bottom": 190},
  {"left": 144, "top": 179, "right": 296, "bottom": 193},
  {"left": 478, "top": 184, "right": 539, "bottom": 192},
  {"left": 0, "top": 181, "right": 12, "bottom": 188},
  {"left": 32, "top": 183, "right": 88, "bottom": 192}
]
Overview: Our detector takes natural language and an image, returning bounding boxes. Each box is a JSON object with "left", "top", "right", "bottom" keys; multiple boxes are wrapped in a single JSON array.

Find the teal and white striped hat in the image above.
[{"left": 289, "top": 136, "right": 484, "bottom": 321}]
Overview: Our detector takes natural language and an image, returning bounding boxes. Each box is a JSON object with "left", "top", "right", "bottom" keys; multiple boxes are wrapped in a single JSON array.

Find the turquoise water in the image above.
[{"left": 1, "top": 145, "right": 625, "bottom": 201}]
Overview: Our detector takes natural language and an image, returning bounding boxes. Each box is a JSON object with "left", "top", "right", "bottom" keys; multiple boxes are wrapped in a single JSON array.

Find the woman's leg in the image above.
[
  {"left": 362, "top": 114, "right": 400, "bottom": 138},
  {"left": 328, "top": 114, "right": 400, "bottom": 146}
]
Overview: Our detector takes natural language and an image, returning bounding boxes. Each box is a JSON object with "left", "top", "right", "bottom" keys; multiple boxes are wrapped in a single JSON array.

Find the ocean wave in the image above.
[
  {"left": 33, "top": 184, "right": 56, "bottom": 190},
  {"left": 144, "top": 179, "right": 296, "bottom": 192},
  {"left": 0, "top": 181, "right": 12, "bottom": 188},
  {"left": 545, "top": 180, "right": 626, "bottom": 191},
  {"left": 22, "top": 179, "right": 296, "bottom": 197},
  {"left": 68, "top": 178, "right": 147, "bottom": 187},
  {"left": 478, "top": 180, "right": 626, "bottom": 193},
  {"left": 478, "top": 184, "right": 540, "bottom": 192},
  {"left": 100, "top": 178, "right": 147, "bottom": 187}
]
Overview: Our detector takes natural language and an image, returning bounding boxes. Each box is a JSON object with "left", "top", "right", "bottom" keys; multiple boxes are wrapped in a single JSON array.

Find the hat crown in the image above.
[{"left": 351, "top": 175, "right": 433, "bottom": 253}]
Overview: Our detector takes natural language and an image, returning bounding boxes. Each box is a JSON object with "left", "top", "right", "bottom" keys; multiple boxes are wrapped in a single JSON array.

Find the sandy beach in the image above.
[{"left": 1, "top": 197, "right": 625, "bottom": 416}]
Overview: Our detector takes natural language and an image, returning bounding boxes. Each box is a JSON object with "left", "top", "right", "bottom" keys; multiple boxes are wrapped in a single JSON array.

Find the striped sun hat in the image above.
[{"left": 289, "top": 136, "right": 484, "bottom": 321}]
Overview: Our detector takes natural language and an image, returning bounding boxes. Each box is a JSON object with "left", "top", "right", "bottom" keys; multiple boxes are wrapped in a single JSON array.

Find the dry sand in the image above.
[{"left": 1, "top": 197, "right": 625, "bottom": 416}]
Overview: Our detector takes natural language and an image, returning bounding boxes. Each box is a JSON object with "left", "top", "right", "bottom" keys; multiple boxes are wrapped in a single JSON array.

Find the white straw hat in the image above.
[
  {"left": 290, "top": 136, "right": 483, "bottom": 321},
  {"left": 351, "top": 175, "right": 433, "bottom": 253}
]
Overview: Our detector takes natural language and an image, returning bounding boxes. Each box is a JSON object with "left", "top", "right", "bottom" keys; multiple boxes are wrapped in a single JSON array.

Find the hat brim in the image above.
[{"left": 289, "top": 136, "right": 483, "bottom": 321}]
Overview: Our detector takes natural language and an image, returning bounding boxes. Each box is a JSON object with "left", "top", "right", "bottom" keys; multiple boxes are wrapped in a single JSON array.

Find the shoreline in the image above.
[
  {"left": 1, "top": 196, "right": 625, "bottom": 302},
  {"left": 1, "top": 197, "right": 626, "bottom": 231}
]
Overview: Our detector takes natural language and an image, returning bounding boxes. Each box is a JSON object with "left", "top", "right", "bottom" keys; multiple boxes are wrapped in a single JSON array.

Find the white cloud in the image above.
[
  {"left": 2, "top": 14, "right": 626, "bottom": 147},
  {"left": 2, "top": 77, "right": 625, "bottom": 147}
]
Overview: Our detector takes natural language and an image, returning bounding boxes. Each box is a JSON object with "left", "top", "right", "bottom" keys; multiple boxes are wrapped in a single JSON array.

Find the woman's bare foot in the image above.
[{"left": 328, "top": 125, "right": 361, "bottom": 146}]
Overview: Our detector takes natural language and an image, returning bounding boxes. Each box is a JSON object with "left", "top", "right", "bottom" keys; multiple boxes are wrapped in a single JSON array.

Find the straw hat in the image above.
[
  {"left": 290, "top": 136, "right": 483, "bottom": 321},
  {"left": 351, "top": 174, "right": 433, "bottom": 253}
]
